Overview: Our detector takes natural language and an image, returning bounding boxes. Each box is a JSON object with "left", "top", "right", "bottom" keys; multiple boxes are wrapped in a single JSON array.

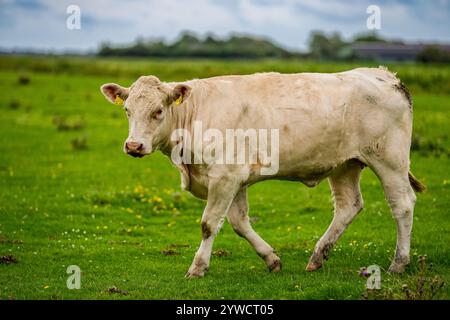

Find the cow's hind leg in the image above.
[
  {"left": 227, "top": 189, "right": 281, "bottom": 272},
  {"left": 369, "top": 162, "right": 416, "bottom": 273},
  {"left": 364, "top": 124, "right": 417, "bottom": 273},
  {"left": 307, "top": 159, "right": 364, "bottom": 271}
]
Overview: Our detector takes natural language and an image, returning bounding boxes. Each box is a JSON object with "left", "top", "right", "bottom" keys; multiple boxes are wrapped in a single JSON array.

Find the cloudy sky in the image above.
[{"left": 0, "top": 0, "right": 449, "bottom": 52}]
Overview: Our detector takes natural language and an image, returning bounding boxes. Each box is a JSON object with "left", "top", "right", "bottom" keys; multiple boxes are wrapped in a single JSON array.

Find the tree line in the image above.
[{"left": 98, "top": 31, "right": 450, "bottom": 62}]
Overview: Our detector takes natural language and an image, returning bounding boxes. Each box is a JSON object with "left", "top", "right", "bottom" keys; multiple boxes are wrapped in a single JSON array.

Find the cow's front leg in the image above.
[{"left": 186, "top": 177, "right": 240, "bottom": 278}]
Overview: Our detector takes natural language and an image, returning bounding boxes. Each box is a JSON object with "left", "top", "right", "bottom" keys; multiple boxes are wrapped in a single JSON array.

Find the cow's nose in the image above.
[{"left": 125, "top": 141, "right": 143, "bottom": 154}]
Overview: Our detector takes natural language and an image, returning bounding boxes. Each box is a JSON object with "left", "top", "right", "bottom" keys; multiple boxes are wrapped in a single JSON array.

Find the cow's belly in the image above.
[
  {"left": 248, "top": 157, "right": 343, "bottom": 188},
  {"left": 244, "top": 127, "right": 361, "bottom": 187},
  {"left": 276, "top": 161, "right": 339, "bottom": 187}
]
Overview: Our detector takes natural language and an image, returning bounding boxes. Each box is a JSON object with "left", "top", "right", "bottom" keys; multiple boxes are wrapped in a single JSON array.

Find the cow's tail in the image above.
[{"left": 409, "top": 171, "right": 426, "bottom": 193}]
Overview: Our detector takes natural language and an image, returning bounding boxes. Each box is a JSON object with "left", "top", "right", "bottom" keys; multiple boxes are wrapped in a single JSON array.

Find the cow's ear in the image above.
[
  {"left": 170, "top": 84, "right": 192, "bottom": 105},
  {"left": 100, "top": 83, "right": 129, "bottom": 105}
]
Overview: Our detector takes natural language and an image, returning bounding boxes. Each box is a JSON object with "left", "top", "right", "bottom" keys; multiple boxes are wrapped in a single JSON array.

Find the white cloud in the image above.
[{"left": 0, "top": 0, "right": 449, "bottom": 52}]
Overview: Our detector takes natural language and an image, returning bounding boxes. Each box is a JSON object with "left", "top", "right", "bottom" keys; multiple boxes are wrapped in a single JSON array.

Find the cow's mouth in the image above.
[{"left": 127, "top": 152, "right": 145, "bottom": 158}]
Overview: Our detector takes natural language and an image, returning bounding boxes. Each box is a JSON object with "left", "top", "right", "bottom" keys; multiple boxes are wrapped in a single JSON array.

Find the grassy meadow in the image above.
[{"left": 0, "top": 56, "right": 449, "bottom": 300}]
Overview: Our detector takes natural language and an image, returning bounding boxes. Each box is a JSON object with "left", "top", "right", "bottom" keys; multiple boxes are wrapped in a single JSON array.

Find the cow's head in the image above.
[{"left": 101, "top": 76, "right": 191, "bottom": 158}]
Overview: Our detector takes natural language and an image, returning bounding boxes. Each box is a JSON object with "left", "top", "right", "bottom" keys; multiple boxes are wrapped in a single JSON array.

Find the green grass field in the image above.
[{"left": 0, "top": 56, "right": 449, "bottom": 300}]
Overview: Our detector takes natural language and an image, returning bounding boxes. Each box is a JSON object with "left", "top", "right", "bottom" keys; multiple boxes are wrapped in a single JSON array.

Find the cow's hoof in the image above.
[
  {"left": 306, "top": 262, "right": 322, "bottom": 272},
  {"left": 268, "top": 259, "right": 282, "bottom": 272},
  {"left": 185, "top": 271, "right": 205, "bottom": 279},
  {"left": 265, "top": 253, "right": 281, "bottom": 272},
  {"left": 185, "top": 260, "right": 209, "bottom": 278},
  {"left": 184, "top": 272, "right": 205, "bottom": 279},
  {"left": 388, "top": 263, "right": 407, "bottom": 274}
]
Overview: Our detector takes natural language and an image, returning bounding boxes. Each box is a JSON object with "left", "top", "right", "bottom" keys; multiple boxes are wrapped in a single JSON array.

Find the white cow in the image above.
[{"left": 101, "top": 67, "right": 425, "bottom": 278}]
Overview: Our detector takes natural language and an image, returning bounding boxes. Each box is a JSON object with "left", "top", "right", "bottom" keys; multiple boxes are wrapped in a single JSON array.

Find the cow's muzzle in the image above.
[{"left": 125, "top": 141, "right": 145, "bottom": 158}]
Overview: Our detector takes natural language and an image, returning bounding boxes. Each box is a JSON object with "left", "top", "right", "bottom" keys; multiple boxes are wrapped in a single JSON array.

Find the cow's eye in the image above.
[{"left": 153, "top": 109, "right": 163, "bottom": 119}]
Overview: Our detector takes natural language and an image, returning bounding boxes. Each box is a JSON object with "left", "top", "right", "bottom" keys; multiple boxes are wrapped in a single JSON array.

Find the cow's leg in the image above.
[
  {"left": 227, "top": 188, "right": 281, "bottom": 272},
  {"left": 364, "top": 125, "right": 416, "bottom": 273},
  {"left": 371, "top": 164, "right": 416, "bottom": 273},
  {"left": 307, "top": 159, "right": 364, "bottom": 271},
  {"left": 185, "top": 177, "right": 240, "bottom": 278}
]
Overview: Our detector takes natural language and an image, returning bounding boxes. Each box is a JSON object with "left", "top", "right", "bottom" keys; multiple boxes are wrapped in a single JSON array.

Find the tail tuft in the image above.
[{"left": 409, "top": 171, "right": 426, "bottom": 193}]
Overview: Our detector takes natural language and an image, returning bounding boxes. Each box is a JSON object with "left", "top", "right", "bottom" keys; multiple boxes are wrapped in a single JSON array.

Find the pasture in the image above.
[{"left": 0, "top": 56, "right": 449, "bottom": 299}]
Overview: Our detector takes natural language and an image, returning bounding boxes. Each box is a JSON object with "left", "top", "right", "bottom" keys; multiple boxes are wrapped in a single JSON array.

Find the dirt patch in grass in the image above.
[
  {"left": 8, "top": 99, "right": 21, "bottom": 110},
  {"left": 71, "top": 136, "right": 88, "bottom": 150},
  {"left": 161, "top": 244, "right": 191, "bottom": 256},
  {"left": 161, "top": 249, "right": 180, "bottom": 256},
  {"left": 168, "top": 243, "right": 190, "bottom": 249},
  {"left": 213, "top": 249, "right": 231, "bottom": 257},
  {"left": 0, "top": 236, "right": 23, "bottom": 245},
  {"left": 0, "top": 255, "right": 18, "bottom": 264},
  {"left": 52, "top": 116, "right": 85, "bottom": 131},
  {"left": 18, "top": 75, "right": 31, "bottom": 85},
  {"left": 107, "top": 286, "right": 129, "bottom": 296}
]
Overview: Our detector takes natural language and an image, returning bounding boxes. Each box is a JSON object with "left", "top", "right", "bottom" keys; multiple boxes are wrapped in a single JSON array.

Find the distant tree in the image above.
[
  {"left": 97, "top": 31, "right": 296, "bottom": 59},
  {"left": 353, "top": 31, "right": 386, "bottom": 43},
  {"left": 308, "top": 31, "right": 347, "bottom": 60},
  {"left": 417, "top": 46, "right": 450, "bottom": 63},
  {"left": 353, "top": 31, "right": 404, "bottom": 45},
  {"left": 98, "top": 42, "right": 114, "bottom": 56}
]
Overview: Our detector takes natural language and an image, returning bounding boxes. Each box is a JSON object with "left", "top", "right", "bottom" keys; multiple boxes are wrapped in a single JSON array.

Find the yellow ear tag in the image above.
[
  {"left": 175, "top": 95, "right": 183, "bottom": 105},
  {"left": 114, "top": 95, "right": 124, "bottom": 106}
]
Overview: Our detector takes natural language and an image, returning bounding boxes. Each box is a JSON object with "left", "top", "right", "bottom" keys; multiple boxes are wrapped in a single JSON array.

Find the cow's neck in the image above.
[
  {"left": 159, "top": 89, "right": 197, "bottom": 157},
  {"left": 158, "top": 90, "right": 198, "bottom": 192}
]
